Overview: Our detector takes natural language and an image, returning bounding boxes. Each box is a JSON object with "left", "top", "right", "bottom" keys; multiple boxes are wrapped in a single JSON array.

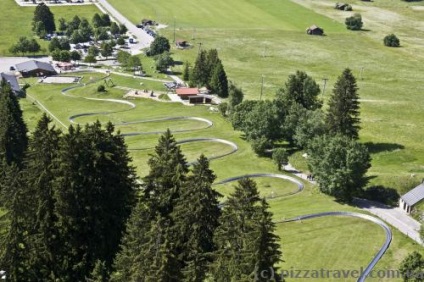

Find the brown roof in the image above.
[{"left": 176, "top": 88, "right": 199, "bottom": 95}]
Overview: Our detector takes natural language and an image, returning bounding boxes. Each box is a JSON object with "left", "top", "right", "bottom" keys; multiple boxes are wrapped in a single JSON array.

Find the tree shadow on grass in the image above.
[{"left": 364, "top": 142, "right": 404, "bottom": 154}]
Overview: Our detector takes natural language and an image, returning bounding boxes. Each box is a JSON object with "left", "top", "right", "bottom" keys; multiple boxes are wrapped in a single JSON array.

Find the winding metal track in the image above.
[
  {"left": 55, "top": 74, "right": 391, "bottom": 281},
  {"left": 214, "top": 173, "right": 304, "bottom": 198},
  {"left": 279, "top": 211, "right": 392, "bottom": 282}
]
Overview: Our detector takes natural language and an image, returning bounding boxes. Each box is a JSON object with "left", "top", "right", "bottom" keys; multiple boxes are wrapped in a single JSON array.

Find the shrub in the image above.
[
  {"left": 251, "top": 137, "right": 272, "bottom": 157},
  {"left": 97, "top": 85, "right": 106, "bottom": 92},
  {"left": 218, "top": 102, "right": 228, "bottom": 117},
  {"left": 345, "top": 13, "right": 363, "bottom": 30},
  {"left": 384, "top": 34, "right": 400, "bottom": 47}
]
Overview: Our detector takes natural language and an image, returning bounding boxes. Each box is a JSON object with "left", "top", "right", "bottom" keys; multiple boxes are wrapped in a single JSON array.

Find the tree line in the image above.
[
  {"left": 224, "top": 69, "right": 371, "bottom": 202},
  {"left": 0, "top": 80, "right": 281, "bottom": 281}
]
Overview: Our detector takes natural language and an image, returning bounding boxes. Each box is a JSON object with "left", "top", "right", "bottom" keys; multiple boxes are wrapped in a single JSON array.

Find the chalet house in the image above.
[
  {"left": 306, "top": 25, "right": 324, "bottom": 36},
  {"left": 15, "top": 60, "right": 57, "bottom": 77}
]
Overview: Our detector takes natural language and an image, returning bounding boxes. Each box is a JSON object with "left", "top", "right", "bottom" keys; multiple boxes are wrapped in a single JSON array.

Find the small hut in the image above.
[{"left": 306, "top": 25, "right": 324, "bottom": 36}]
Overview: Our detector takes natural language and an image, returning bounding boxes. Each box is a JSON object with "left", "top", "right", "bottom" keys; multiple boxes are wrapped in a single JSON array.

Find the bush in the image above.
[
  {"left": 251, "top": 137, "right": 272, "bottom": 157},
  {"left": 384, "top": 34, "right": 400, "bottom": 47},
  {"left": 97, "top": 85, "right": 106, "bottom": 92},
  {"left": 218, "top": 102, "right": 228, "bottom": 117},
  {"left": 345, "top": 13, "right": 363, "bottom": 30}
]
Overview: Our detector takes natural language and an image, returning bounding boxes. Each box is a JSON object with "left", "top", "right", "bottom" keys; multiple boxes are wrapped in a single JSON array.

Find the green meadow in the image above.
[
  {"left": 3, "top": 0, "right": 423, "bottom": 279},
  {"left": 106, "top": 0, "right": 424, "bottom": 192}
]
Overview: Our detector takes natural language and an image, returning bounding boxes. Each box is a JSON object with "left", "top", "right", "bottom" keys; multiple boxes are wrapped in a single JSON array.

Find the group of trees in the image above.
[
  {"left": 189, "top": 49, "right": 229, "bottom": 98},
  {"left": 0, "top": 79, "right": 138, "bottom": 280},
  {"left": 228, "top": 69, "right": 370, "bottom": 202},
  {"left": 32, "top": 3, "right": 56, "bottom": 38},
  {"left": 145, "top": 36, "right": 175, "bottom": 73},
  {"left": 116, "top": 50, "right": 142, "bottom": 71},
  {"left": 32, "top": 3, "right": 127, "bottom": 44},
  {"left": 0, "top": 81, "right": 282, "bottom": 280},
  {"left": 9, "top": 37, "right": 41, "bottom": 56},
  {"left": 111, "top": 130, "right": 282, "bottom": 281}
]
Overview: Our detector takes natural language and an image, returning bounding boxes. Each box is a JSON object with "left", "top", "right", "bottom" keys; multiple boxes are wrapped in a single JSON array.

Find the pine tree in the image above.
[
  {"left": 32, "top": 3, "right": 56, "bottom": 34},
  {"left": 205, "top": 49, "right": 219, "bottom": 83},
  {"left": 0, "top": 79, "right": 28, "bottom": 168},
  {"left": 142, "top": 129, "right": 188, "bottom": 217},
  {"left": 209, "top": 60, "right": 229, "bottom": 98},
  {"left": 326, "top": 68, "right": 360, "bottom": 139},
  {"left": 54, "top": 122, "right": 137, "bottom": 280},
  {"left": 172, "top": 155, "right": 221, "bottom": 282},
  {"left": 111, "top": 202, "right": 154, "bottom": 281},
  {"left": 210, "top": 178, "right": 282, "bottom": 281},
  {"left": 190, "top": 50, "right": 209, "bottom": 87},
  {"left": 0, "top": 165, "right": 32, "bottom": 281},
  {"left": 182, "top": 61, "right": 190, "bottom": 82},
  {"left": 23, "top": 114, "right": 62, "bottom": 280},
  {"left": 227, "top": 81, "right": 244, "bottom": 113},
  {"left": 142, "top": 216, "right": 181, "bottom": 282}
]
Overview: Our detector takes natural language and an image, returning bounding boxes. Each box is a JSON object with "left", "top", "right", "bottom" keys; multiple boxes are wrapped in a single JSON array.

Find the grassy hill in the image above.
[
  {"left": 3, "top": 0, "right": 422, "bottom": 279},
  {"left": 106, "top": 0, "right": 424, "bottom": 193}
]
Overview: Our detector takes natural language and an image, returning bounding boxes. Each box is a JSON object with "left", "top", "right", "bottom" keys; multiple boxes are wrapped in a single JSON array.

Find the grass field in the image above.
[
  {"left": 23, "top": 70, "right": 422, "bottom": 281},
  {"left": 105, "top": 0, "right": 424, "bottom": 193},
  {"left": 4, "top": 0, "right": 423, "bottom": 278}
]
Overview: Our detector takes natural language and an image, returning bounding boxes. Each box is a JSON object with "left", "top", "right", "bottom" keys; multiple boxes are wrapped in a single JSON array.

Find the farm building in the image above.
[
  {"left": 141, "top": 19, "right": 155, "bottom": 26},
  {"left": 176, "top": 40, "right": 188, "bottom": 49},
  {"left": 175, "top": 87, "right": 200, "bottom": 99},
  {"left": 15, "top": 60, "right": 57, "bottom": 77},
  {"left": 335, "top": 3, "right": 352, "bottom": 10},
  {"left": 399, "top": 182, "right": 424, "bottom": 213},
  {"left": 306, "top": 25, "right": 324, "bottom": 35},
  {"left": 0, "top": 72, "right": 21, "bottom": 95}
]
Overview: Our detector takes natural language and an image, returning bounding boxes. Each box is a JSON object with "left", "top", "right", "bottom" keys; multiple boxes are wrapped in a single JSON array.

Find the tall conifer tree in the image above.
[
  {"left": 54, "top": 122, "right": 136, "bottom": 280},
  {"left": 23, "top": 114, "right": 62, "bottom": 279},
  {"left": 172, "top": 155, "right": 221, "bottom": 281},
  {"left": 142, "top": 129, "right": 188, "bottom": 217},
  {"left": 209, "top": 60, "right": 229, "bottom": 98},
  {"left": 210, "top": 178, "right": 282, "bottom": 281},
  {"left": 0, "top": 79, "right": 28, "bottom": 169},
  {"left": 326, "top": 68, "right": 360, "bottom": 139},
  {"left": 0, "top": 165, "right": 32, "bottom": 281}
]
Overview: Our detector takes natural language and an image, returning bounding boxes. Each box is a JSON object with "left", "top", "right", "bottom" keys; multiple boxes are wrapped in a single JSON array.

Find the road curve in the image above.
[
  {"left": 279, "top": 211, "right": 392, "bottom": 282},
  {"left": 95, "top": 0, "right": 153, "bottom": 53},
  {"left": 215, "top": 173, "right": 304, "bottom": 198}
]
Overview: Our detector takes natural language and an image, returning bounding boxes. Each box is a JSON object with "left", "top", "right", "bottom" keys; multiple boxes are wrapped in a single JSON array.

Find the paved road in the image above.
[
  {"left": 95, "top": 0, "right": 153, "bottom": 54},
  {"left": 354, "top": 198, "right": 422, "bottom": 245}
]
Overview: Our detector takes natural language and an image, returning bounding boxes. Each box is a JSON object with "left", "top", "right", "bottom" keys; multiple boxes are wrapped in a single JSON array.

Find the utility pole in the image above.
[
  {"left": 360, "top": 66, "right": 365, "bottom": 80},
  {"left": 260, "top": 75, "right": 264, "bottom": 100},
  {"left": 322, "top": 78, "right": 328, "bottom": 96},
  {"left": 173, "top": 17, "right": 176, "bottom": 43},
  {"left": 197, "top": 42, "right": 202, "bottom": 55}
]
